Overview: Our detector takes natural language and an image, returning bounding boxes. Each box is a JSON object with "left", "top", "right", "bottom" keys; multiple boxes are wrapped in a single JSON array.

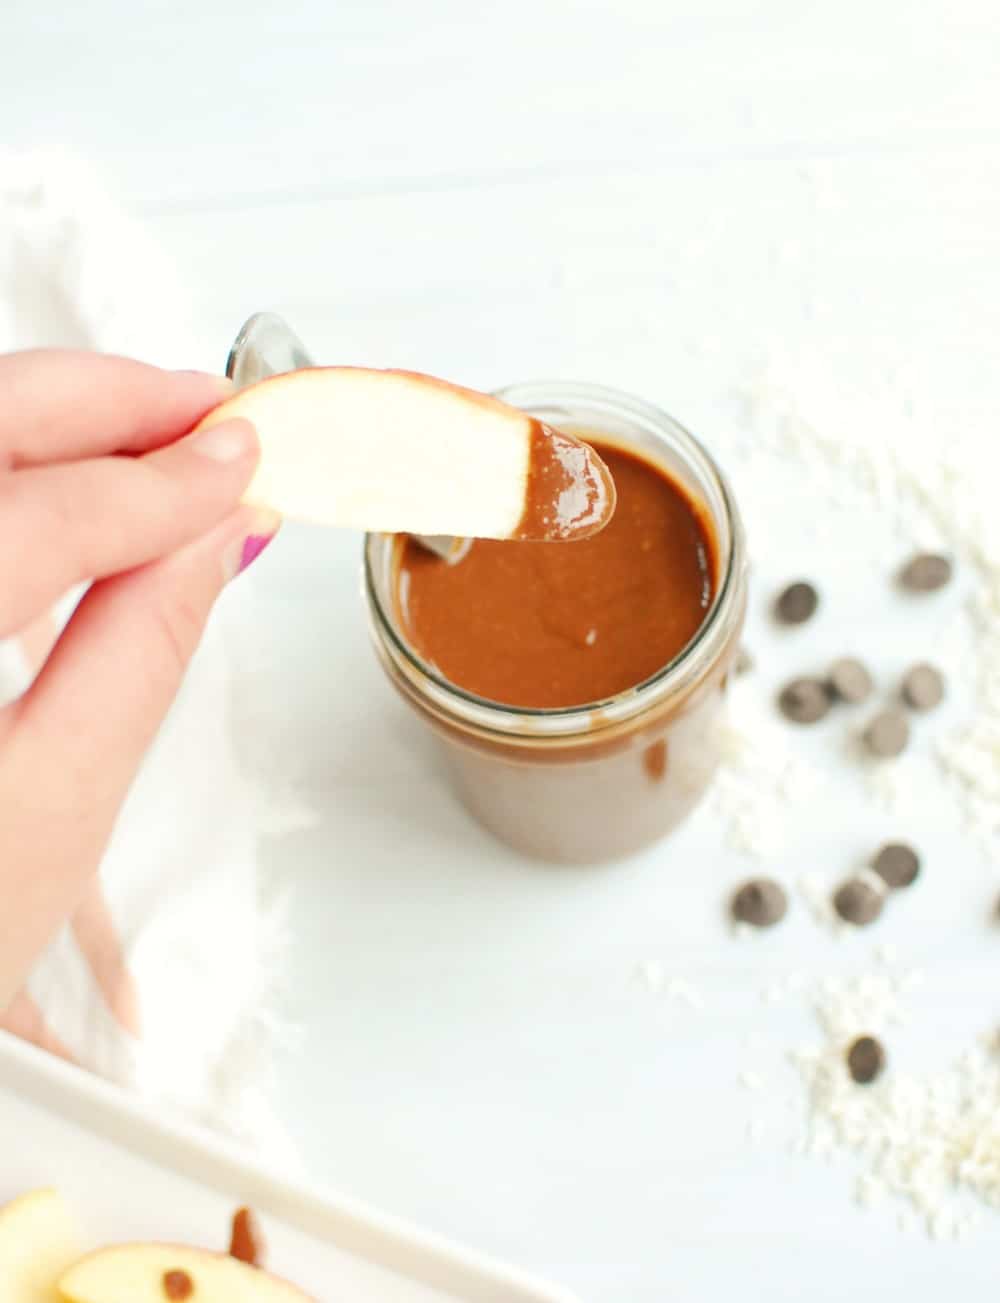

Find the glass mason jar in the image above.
[{"left": 365, "top": 381, "right": 748, "bottom": 864}]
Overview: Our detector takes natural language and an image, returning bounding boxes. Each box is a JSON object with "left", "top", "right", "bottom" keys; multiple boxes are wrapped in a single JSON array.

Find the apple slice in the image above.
[
  {"left": 0, "top": 1188, "right": 84, "bottom": 1301},
  {"left": 196, "top": 367, "right": 615, "bottom": 541},
  {"left": 58, "top": 1244, "right": 313, "bottom": 1303}
]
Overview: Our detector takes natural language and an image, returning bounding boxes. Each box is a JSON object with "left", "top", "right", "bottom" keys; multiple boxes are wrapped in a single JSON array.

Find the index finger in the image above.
[{"left": 0, "top": 349, "right": 231, "bottom": 467}]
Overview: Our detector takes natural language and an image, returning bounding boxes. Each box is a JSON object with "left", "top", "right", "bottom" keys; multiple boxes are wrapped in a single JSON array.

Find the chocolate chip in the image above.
[
  {"left": 778, "top": 677, "right": 831, "bottom": 724},
  {"left": 731, "top": 878, "right": 788, "bottom": 928},
  {"left": 899, "top": 553, "right": 952, "bottom": 592},
  {"left": 827, "top": 657, "right": 874, "bottom": 704},
  {"left": 872, "top": 842, "right": 920, "bottom": 889},
  {"left": 163, "top": 1270, "right": 194, "bottom": 1301},
  {"left": 774, "top": 581, "right": 819, "bottom": 625},
  {"left": 846, "top": 1035, "right": 886, "bottom": 1084},
  {"left": 901, "top": 662, "right": 945, "bottom": 712},
  {"left": 863, "top": 708, "right": 910, "bottom": 758},
  {"left": 833, "top": 878, "right": 884, "bottom": 926}
]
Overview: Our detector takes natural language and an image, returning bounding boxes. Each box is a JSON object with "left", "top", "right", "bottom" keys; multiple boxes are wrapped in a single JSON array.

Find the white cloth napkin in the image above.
[{"left": 0, "top": 152, "right": 303, "bottom": 1159}]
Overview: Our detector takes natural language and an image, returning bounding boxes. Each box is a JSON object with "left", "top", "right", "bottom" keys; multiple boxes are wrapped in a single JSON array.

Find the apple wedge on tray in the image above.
[
  {"left": 195, "top": 367, "right": 616, "bottom": 542},
  {"left": 59, "top": 1244, "right": 310, "bottom": 1302},
  {"left": 0, "top": 1187, "right": 315, "bottom": 1302},
  {"left": 0, "top": 1188, "right": 83, "bottom": 1302}
]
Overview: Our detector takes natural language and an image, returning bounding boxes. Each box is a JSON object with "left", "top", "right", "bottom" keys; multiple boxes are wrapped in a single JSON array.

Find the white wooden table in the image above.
[{"left": 6, "top": 3, "right": 1000, "bottom": 1297}]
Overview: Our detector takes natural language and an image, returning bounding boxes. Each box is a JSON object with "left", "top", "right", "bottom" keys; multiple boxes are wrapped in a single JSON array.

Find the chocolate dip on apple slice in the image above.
[{"left": 198, "top": 366, "right": 615, "bottom": 543}]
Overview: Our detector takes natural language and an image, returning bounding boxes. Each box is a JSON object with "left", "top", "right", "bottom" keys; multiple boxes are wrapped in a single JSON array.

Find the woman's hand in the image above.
[{"left": 0, "top": 350, "right": 279, "bottom": 1007}]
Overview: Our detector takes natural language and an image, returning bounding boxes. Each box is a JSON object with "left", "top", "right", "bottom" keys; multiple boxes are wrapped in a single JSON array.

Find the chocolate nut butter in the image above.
[{"left": 365, "top": 382, "right": 747, "bottom": 863}]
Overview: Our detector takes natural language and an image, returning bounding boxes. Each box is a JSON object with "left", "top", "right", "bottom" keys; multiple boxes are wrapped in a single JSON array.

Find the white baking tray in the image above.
[{"left": 0, "top": 1032, "right": 576, "bottom": 1302}]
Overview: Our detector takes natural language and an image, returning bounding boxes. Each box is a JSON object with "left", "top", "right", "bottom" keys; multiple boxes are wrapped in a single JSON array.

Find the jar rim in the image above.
[{"left": 364, "top": 381, "right": 746, "bottom": 737}]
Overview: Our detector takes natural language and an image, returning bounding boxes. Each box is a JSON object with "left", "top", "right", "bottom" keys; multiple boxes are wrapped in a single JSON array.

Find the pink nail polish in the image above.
[
  {"left": 239, "top": 532, "right": 275, "bottom": 573},
  {"left": 222, "top": 510, "right": 281, "bottom": 582}
]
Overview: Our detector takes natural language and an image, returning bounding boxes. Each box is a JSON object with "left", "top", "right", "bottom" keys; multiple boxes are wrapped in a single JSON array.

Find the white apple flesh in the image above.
[
  {"left": 0, "top": 1188, "right": 84, "bottom": 1302},
  {"left": 195, "top": 367, "right": 615, "bottom": 541},
  {"left": 58, "top": 1243, "right": 313, "bottom": 1302}
]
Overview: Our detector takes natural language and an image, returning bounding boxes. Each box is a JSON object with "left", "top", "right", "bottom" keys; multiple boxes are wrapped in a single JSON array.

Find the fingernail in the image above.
[
  {"left": 190, "top": 417, "right": 256, "bottom": 463},
  {"left": 222, "top": 509, "right": 281, "bottom": 582}
]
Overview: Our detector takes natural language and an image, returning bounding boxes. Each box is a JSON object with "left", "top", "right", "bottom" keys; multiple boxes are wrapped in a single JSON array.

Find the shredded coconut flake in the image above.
[
  {"left": 710, "top": 358, "right": 1000, "bottom": 867},
  {"left": 797, "top": 971, "right": 1000, "bottom": 1230}
]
